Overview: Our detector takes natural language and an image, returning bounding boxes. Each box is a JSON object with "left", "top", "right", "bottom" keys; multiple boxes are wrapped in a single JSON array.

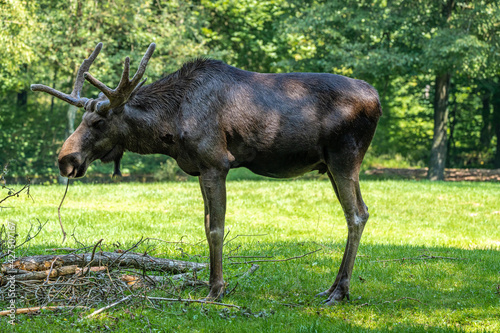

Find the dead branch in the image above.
[
  {"left": 4, "top": 252, "right": 207, "bottom": 273},
  {"left": 223, "top": 233, "right": 268, "bottom": 246},
  {"left": 14, "top": 219, "right": 48, "bottom": 251},
  {"left": 45, "top": 248, "right": 77, "bottom": 252},
  {"left": 226, "top": 264, "right": 260, "bottom": 296},
  {"left": 57, "top": 180, "right": 70, "bottom": 243},
  {"left": 227, "top": 248, "right": 322, "bottom": 265},
  {"left": 0, "top": 306, "right": 87, "bottom": 316},
  {"left": 45, "top": 258, "right": 59, "bottom": 284},
  {"left": 138, "top": 296, "right": 241, "bottom": 309},
  {"left": 357, "top": 297, "right": 427, "bottom": 307},
  {"left": 238, "top": 264, "right": 260, "bottom": 280},
  {"left": 109, "top": 237, "right": 145, "bottom": 267},
  {"left": 0, "top": 179, "right": 32, "bottom": 206},
  {"left": 84, "top": 295, "right": 131, "bottom": 319},
  {"left": 371, "top": 255, "right": 466, "bottom": 263}
]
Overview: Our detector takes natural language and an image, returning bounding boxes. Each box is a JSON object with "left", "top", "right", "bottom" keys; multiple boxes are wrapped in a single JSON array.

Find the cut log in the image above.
[
  {"left": 0, "top": 265, "right": 78, "bottom": 284},
  {"left": 2, "top": 252, "right": 207, "bottom": 273},
  {"left": 0, "top": 306, "right": 87, "bottom": 316}
]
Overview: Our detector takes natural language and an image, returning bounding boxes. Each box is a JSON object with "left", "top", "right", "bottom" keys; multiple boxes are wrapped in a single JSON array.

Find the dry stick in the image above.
[
  {"left": 223, "top": 233, "right": 268, "bottom": 246},
  {"left": 45, "top": 247, "right": 77, "bottom": 252},
  {"left": 228, "top": 255, "right": 273, "bottom": 259},
  {"left": 357, "top": 297, "right": 427, "bottom": 307},
  {"left": 44, "top": 258, "right": 59, "bottom": 284},
  {"left": 227, "top": 264, "right": 260, "bottom": 296},
  {"left": 144, "top": 236, "right": 188, "bottom": 245},
  {"left": 0, "top": 306, "right": 87, "bottom": 316},
  {"left": 109, "top": 236, "right": 145, "bottom": 267},
  {"left": 58, "top": 179, "right": 70, "bottom": 243},
  {"left": 227, "top": 248, "right": 322, "bottom": 265},
  {"left": 85, "top": 239, "right": 104, "bottom": 276},
  {"left": 84, "top": 295, "right": 131, "bottom": 319},
  {"left": 140, "top": 296, "right": 241, "bottom": 309},
  {"left": 0, "top": 180, "right": 31, "bottom": 206},
  {"left": 371, "top": 255, "right": 466, "bottom": 263}
]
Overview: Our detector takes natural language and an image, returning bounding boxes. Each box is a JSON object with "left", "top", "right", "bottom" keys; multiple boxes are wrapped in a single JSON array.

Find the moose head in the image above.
[{"left": 31, "top": 43, "right": 156, "bottom": 178}]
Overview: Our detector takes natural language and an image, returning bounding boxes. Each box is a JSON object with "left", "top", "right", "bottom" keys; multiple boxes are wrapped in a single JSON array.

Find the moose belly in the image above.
[{"left": 233, "top": 149, "right": 325, "bottom": 178}]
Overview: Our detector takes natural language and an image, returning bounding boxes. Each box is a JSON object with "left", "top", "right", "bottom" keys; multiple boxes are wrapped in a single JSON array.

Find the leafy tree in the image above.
[{"left": 0, "top": 0, "right": 37, "bottom": 92}]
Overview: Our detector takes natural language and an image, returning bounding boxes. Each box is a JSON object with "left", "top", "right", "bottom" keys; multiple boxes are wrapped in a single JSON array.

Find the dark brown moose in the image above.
[{"left": 32, "top": 43, "right": 381, "bottom": 304}]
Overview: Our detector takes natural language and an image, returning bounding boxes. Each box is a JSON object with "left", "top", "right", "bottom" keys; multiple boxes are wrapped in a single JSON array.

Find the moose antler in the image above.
[
  {"left": 31, "top": 43, "right": 103, "bottom": 107},
  {"left": 83, "top": 43, "right": 156, "bottom": 114},
  {"left": 31, "top": 43, "right": 156, "bottom": 115}
]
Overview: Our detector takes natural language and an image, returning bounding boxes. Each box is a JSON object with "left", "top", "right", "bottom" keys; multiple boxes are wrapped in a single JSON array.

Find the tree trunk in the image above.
[
  {"left": 493, "top": 86, "right": 500, "bottom": 168},
  {"left": 66, "top": 105, "right": 77, "bottom": 137},
  {"left": 480, "top": 92, "right": 492, "bottom": 148},
  {"left": 428, "top": 72, "right": 451, "bottom": 181}
]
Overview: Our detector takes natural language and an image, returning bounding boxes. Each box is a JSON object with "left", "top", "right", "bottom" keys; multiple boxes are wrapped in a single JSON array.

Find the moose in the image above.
[{"left": 32, "top": 43, "right": 381, "bottom": 304}]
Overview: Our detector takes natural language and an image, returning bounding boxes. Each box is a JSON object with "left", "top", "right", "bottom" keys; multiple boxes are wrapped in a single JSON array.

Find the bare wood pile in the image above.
[
  {"left": 0, "top": 238, "right": 210, "bottom": 313},
  {"left": 0, "top": 219, "right": 308, "bottom": 318}
]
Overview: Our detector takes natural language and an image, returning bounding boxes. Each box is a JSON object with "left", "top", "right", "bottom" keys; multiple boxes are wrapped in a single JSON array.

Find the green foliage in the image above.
[
  {"left": 200, "top": 0, "right": 289, "bottom": 72},
  {"left": 1, "top": 0, "right": 499, "bottom": 178},
  {"left": 0, "top": 0, "right": 37, "bottom": 91}
]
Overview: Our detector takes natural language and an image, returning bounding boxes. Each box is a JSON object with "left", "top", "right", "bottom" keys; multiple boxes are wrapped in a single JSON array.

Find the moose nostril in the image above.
[{"left": 58, "top": 153, "right": 84, "bottom": 177}]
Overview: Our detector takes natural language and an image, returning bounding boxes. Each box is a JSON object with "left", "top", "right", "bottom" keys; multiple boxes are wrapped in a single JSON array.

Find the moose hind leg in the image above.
[{"left": 322, "top": 164, "right": 369, "bottom": 305}]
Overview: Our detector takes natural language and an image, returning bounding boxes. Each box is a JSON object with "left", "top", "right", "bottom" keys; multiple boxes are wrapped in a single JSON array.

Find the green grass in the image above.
[{"left": 1, "top": 177, "right": 499, "bottom": 332}]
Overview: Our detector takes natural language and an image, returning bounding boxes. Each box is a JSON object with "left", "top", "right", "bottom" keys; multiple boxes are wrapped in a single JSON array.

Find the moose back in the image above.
[{"left": 32, "top": 43, "right": 381, "bottom": 304}]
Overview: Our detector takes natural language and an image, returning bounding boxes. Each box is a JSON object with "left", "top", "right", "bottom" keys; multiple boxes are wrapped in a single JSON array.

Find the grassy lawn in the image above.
[{"left": 1, "top": 176, "right": 499, "bottom": 332}]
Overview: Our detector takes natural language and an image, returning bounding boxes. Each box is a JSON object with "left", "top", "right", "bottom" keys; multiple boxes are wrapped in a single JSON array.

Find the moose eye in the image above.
[{"left": 92, "top": 119, "right": 106, "bottom": 130}]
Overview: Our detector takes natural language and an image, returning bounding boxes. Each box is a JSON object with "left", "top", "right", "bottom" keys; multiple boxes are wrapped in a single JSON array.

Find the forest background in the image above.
[{"left": 1, "top": 0, "right": 499, "bottom": 181}]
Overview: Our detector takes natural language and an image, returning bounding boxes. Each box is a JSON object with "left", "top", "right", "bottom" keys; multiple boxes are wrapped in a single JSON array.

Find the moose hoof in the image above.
[
  {"left": 315, "top": 290, "right": 330, "bottom": 298},
  {"left": 204, "top": 286, "right": 225, "bottom": 301},
  {"left": 320, "top": 289, "right": 349, "bottom": 306}
]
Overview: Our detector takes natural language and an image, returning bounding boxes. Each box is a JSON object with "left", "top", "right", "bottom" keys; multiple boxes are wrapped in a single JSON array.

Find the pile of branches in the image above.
[{"left": 0, "top": 237, "right": 209, "bottom": 315}]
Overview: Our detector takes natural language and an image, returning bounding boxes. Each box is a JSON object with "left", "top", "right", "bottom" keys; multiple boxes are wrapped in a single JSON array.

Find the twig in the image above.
[
  {"left": 227, "top": 248, "right": 322, "bottom": 265},
  {"left": 58, "top": 180, "right": 70, "bottom": 243},
  {"left": 228, "top": 255, "right": 273, "bottom": 259},
  {"left": 371, "top": 255, "right": 466, "bottom": 263},
  {"left": 45, "top": 248, "right": 77, "bottom": 252},
  {"left": 109, "top": 237, "right": 144, "bottom": 267},
  {"left": 15, "top": 219, "right": 48, "bottom": 250},
  {"left": 45, "top": 258, "right": 59, "bottom": 284},
  {"left": 85, "top": 239, "right": 104, "bottom": 276},
  {"left": 0, "top": 180, "right": 32, "bottom": 206},
  {"left": 358, "top": 297, "right": 427, "bottom": 307},
  {"left": 237, "top": 264, "right": 260, "bottom": 280},
  {"left": 224, "top": 234, "right": 268, "bottom": 246},
  {"left": 139, "top": 296, "right": 241, "bottom": 309},
  {"left": 226, "top": 264, "right": 260, "bottom": 296},
  {"left": 84, "top": 295, "right": 131, "bottom": 319},
  {"left": 143, "top": 236, "right": 188, "bottom": 245}
]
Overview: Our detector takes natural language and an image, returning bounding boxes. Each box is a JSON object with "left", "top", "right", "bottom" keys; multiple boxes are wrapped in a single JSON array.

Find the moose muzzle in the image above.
[{"left": 58, "top": 152, "right": 87, "bottom": 178}]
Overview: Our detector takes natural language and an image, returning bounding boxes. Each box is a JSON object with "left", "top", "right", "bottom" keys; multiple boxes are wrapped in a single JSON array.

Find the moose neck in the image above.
[{"left": 122, "top": 75, "right": 188, "bottom": 159}]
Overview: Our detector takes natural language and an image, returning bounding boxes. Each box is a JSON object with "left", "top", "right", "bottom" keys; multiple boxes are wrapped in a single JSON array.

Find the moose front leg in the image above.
[{"left": 199, "top": 169, "right": 228, "bottom": 300}]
